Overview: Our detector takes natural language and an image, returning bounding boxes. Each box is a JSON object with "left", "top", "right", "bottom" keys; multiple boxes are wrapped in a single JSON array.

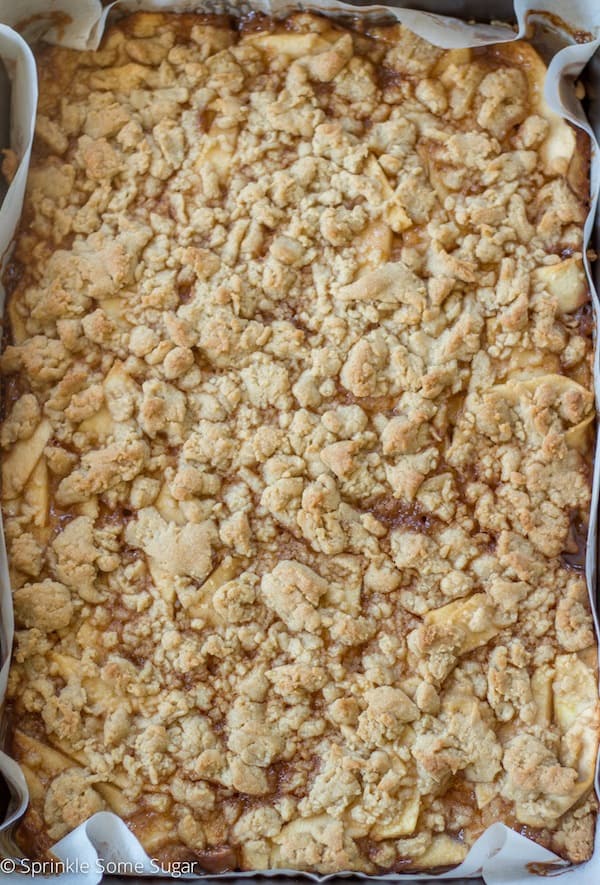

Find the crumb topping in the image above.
[{"left": 2, "top": 11, "right": 598, "bottom": 873}]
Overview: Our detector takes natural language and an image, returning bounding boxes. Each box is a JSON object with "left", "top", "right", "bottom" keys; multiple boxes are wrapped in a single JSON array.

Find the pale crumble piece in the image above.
[
  {"left": 1, "top": 148, "right": 19, "bottom": 183},
  {"left": 51, "top": 516, "right": 110, "bottom": 603},
  {"left": 55, "top": 436, "right": 148, "bottom": 505},
  {"left": 13, "top": 580, "right": 73, "bottom": 632},
  {"left": 0, "top": 395, "right": 41, "bottom": 448},
  {"left": 1, "top": 10, "right": 597, "bottom": 876},
  {"left": 44, "top": 770, "right": 106, "bottom": 841},
  {"left": 125, "top": 506, "right": 217, "bottom": 581},
  {"left": 9, "top": 532, "right": 43, "bottom": 581},
  {"left": 556, "top": 577, "right": 595, "bottom": 652}
]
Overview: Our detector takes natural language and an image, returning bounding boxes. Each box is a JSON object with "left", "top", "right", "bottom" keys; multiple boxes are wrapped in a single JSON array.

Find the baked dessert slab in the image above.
[{"left": 1, "top": 10, "right": 599, "bottom": 874}]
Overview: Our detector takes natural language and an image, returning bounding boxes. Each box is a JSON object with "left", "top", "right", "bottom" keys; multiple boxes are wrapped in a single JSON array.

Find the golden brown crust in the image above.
[{"left": 2, "top": 10, "right": 598, "bottom": 873}]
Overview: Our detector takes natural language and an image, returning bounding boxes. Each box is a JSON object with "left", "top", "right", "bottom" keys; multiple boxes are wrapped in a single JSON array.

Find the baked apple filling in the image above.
[{"left": 1, "top": 11, "right": 598, "bottom": 873}]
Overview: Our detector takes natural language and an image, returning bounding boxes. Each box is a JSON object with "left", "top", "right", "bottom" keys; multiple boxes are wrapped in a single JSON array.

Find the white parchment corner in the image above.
[{"left": 0, "top": 22, "right": 36, "bottom": 278}]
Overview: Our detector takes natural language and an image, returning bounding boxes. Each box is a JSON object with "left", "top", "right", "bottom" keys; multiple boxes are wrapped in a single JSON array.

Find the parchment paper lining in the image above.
[{"left": 0, "top": 1, "right": 598, "bottom": 881}]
